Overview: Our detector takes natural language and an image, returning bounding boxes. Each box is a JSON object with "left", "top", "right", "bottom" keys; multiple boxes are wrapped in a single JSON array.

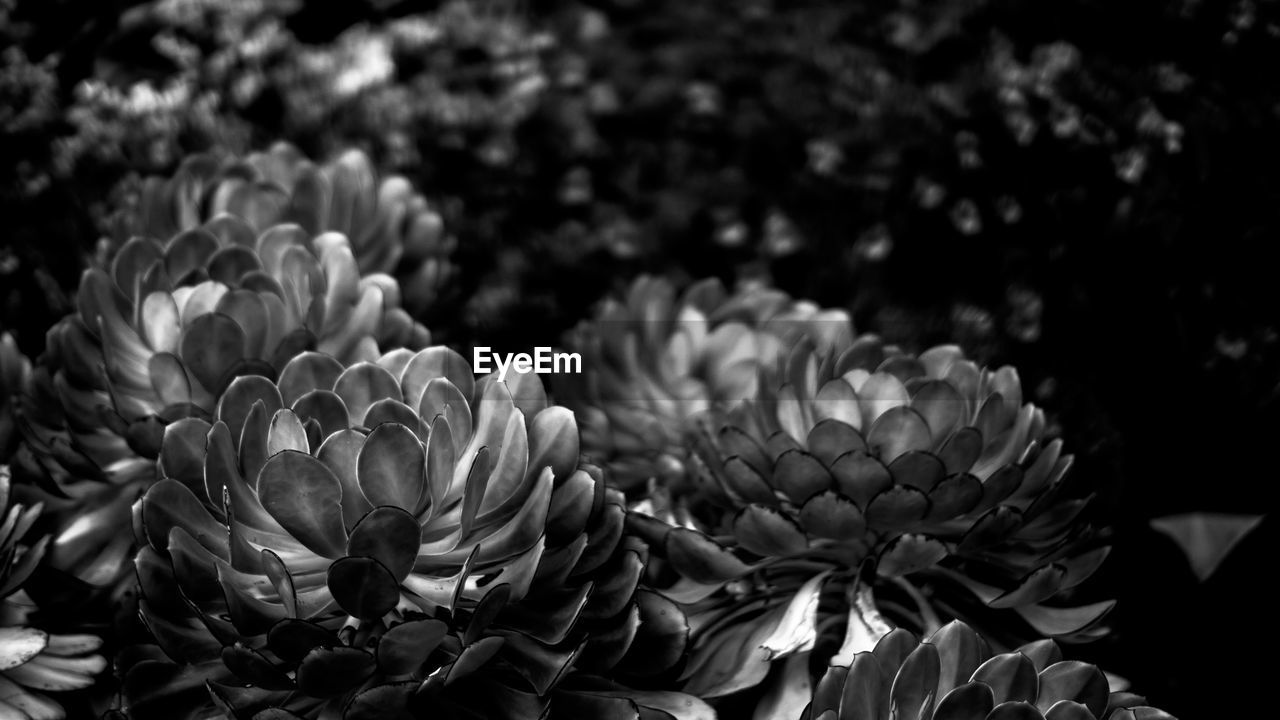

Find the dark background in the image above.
[{"left": 3, "top": 1, "right": 1277, "bottom": 715}]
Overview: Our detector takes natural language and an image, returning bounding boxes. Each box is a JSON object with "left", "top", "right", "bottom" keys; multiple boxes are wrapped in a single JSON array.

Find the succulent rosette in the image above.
[
  {"left": 17, "top": 144, "right": 434, "bottom": 592},
  {"left": 109, "top": 142, "right": 456, "bottom": 315},
  {"left": 0, "top": 465, "right": 109, "bottom": 720},
  {"left": 629, "top": 336, "right": 1111, "bottom": 702},
  {"left": 562, "top": 275, "right": 853, "bottom": 492},
  {"left": 122, "top": 347, "right": 704, "bottom": 719},
  {"left": 780, "top": 620, "right": 1172, "bottom": 720}
]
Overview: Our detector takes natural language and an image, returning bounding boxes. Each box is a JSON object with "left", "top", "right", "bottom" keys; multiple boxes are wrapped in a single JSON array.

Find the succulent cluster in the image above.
[
  {"left": 3, "top": 192, "right": 1179, "bottom": 717},
  {"left": 0, "top": 0, "right": 1222, "bottom": 717},
  {"left": 6, "top": 181, "right": 1178, "bottom": 717},
  {"left": 16, "top": 144, "right": 438, "bottom": 593}
]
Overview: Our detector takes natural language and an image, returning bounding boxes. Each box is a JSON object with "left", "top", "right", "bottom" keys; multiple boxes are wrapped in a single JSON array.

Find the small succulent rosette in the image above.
[
  {"left": 107, "top": 142, "right": 456, "bottom": 315},
  {"left": 0, "top": 466, "right": 108, "bottom": 720},
  {"left": 629, "top": 336, "right": 1112, "bottom": 703},
  {"left": 122, "top": 347, "right": 704, "bottom": 719},
  {"left": 783, "top": 621, "right": 1173, "bottom": 720},
  {"left": 562, "top": 275, "right": 853, "bottom": 492},
  {"left": 17, "top": 144, "right": 434, "bottom": 593}
]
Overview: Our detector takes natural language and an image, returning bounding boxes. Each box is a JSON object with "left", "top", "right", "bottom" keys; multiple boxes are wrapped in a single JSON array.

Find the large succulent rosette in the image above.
[
  {"left": 0, "top": 465, "right": 109, "bottom": 720},
  {"left": 782, "top": 621, "right": 1172, "bottom": 720},
  {"left": 17, "top": 145, "right": 434, "bottom": 591},
  {"left": 562, "top": 275, "right": 853, "bottom": 492},
  {"left": 108, "top": 142, "right": 456, "bottom": 315},
  {"left": 122, "top": 347, "right": 704, "bottom": 719},
  {"left": 629, "top": 336, "right": 1111, "bottom": 702}
]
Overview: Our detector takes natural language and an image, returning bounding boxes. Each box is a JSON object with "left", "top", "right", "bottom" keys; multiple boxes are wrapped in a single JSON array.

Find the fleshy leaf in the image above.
[
  {"left": 734, "top": 504, "right": 809, "bottom": 557},
  {"left": 376, "top": 619, "right": 448, "bottom": 675},
  {"left": 0, "top": 627, "right": 48, "bottom": 671},
  {"left": 295, "top": 646, "right": 376, "bottom": 698},
  {"left": 799, "top": 491, "right": 865, "bottom": 540},
  {"left": 327, "top": 556, "right": 401, "bottom": 620},
  {"left": 1149, "top": 513, "right": 1263, "bottom": 582},
  {"left": 615, "top": 590, "right": 689, "bottom": 677},
  {"left": 754, "top": 652, "right": 813, "bottom": 720},
  {"left": 357, "top": 423, "right": 426, "bottom": 511},
  {"left": 760, "top": 572, "right": 828, "bottom": 660},
  {"left": 971, "top": 653, "right": 1038, "bottom": 705},
  {"left": 986, "top": 701, "right": 1045, "bottom": 720},
  {"left": 347, "top": 506, "right": 421, "bottom": 582},
  {"left": 877, "top": 533, "right": 948, "bottom": 577},
  {"left": 1014, "top": 601, "right": 1114, "bottom": 637},
  {"left": 933, "top": 682, "right": 996, "bottom": 720},
  {"left": 773, "top": 450, "right": 834, "bottom": 504},
  {"left": 890, "top": 642, "right": 940, "bottom": 720},
  {"left": 527, "top": 406, "right": 580, "bottom": 481},
  {"left": 837, "top": 652, "right": 885, "bottom": 719},
  {"left": 666, "top": 528, "right": 751, "bottom": 584},
  {"left": 1036, "top": 661, "right": 1108, "bottom": 717},
  {"left": 257, "top": 451, "right": 347, "bottom": 557}
]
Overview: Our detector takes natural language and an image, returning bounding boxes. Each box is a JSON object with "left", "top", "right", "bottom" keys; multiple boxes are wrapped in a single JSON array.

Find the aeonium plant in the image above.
[
  {"left": 560, "top": 275, "right": 853, "bottom": 493},
  {"left": 16, "top": 143, "right": 436, "bottom": 595},
  {"left": 790, "top": 621, "right": 1174, "bottom": 720},
  {"left": 103, "top": 142, "right": 456, "bottom": 316},
  {"left": 121, "top": 346, "right": 708, "bottom": 720},
  {"left": 628, "top": 336, "right": 1113, "bottom": 707}
]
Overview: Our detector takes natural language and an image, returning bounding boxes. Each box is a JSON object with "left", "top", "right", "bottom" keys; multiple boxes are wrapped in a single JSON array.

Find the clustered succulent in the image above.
[
  {"left": 106, "top": 142, "right": 456, "bottom": 315},
  {"left": 4, "top": 186, "right": 1174, "bottom": 716},
  {"left": 15, "top": 143, "right": 436, "bottom": 593},
  {"left": 0, "top": 2, "right": 1195, "bottom": 718}
]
